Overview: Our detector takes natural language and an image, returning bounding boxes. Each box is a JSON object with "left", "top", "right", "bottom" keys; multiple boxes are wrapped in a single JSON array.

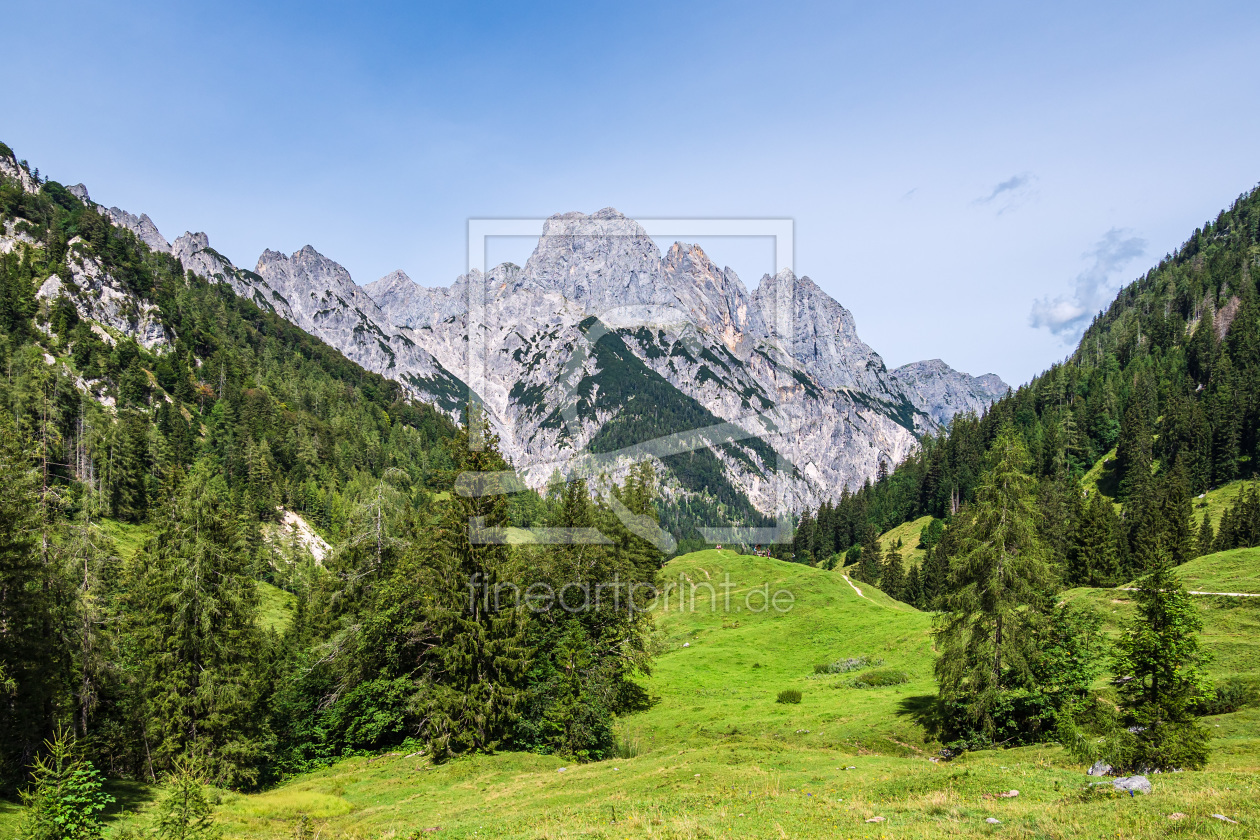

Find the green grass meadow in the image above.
[{"left": 6, "top": 549, "right": 1260, "bottom": 838}]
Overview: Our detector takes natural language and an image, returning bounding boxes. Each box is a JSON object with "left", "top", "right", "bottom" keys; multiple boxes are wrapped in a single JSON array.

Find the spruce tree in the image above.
[
  {"left": 1197, "top": 511, "right": 1214, "bottom": 557},
  {"left": 17, "top": 729, "right": 113, "bottom": 840},
  {"left": 921, "top": 538, "right": 951, "bottom": 609},
  {"left": 0, "top": 415, "right": 62, "bottom": 789},
  {"left": 1070, "top": 491, "right": 1119, "bottom": 586},
  {"left": 1113, "top": 560, "right": 1212, "bottom": 771},
  {"left": 151, "top": 762, "right": 219, "bottom": 840},
  {"left": 793, "top": 509, "right": 815, "bottom": 563},
  {"left": 1157, "top": 473, "right": 1195, "bottom": 568},
  {"left": 1117, "top": 401, "right": 1153, "bottom": 503},
  {"left": 935, "top": 425, "right": 1055, "bottom": 743},
  {"left": 1208, "top": 351, "right": 1240, "bottom": 485},
  {"left": 904, "top": 562, "right": 924, "bottom": 609},
  {"left": 881, "top": 542, "right": 905, "bottom": 601},
  {"left": 413, "top": 408, "right": 530, "bottom": 760},
  {"left": 855, "top": 540, "right": 881, "bottom": 585},
  {"left": 126, "top": 460, "right": 270, "bottom": 787}
]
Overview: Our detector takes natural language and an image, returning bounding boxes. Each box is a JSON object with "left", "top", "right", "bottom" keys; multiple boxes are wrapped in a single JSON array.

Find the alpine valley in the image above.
[
  {"left": 6, "top": 134, "right": 1260, "bottom": 840},
  {"left": 14, "top": 148, "right": 1005, "bottom": 537}
]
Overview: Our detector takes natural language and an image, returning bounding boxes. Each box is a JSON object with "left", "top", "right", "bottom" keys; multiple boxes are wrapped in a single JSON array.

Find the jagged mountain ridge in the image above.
[
  {"left": 15, "top": 152, "right": 1005, "bottom": 520},
  {"left": 360, "top": 209, "right": 1007, "bottom": 513}
]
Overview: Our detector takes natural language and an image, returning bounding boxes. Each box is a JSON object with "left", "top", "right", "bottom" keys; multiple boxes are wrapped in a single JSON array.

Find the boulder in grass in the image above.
[
  {"left": 1113, "top": 776, "right": 1151, "bottom": 795},
  {"left": 1086, "top": 761, "right": 1112, "bottom": 776}
]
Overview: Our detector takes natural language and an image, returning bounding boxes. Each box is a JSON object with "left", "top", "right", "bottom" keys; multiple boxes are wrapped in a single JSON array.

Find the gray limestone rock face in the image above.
[
  {"left": 100, "top": 207, "right": 172, "bottom": 254},
  {"left": 516, "top": 208, "right": 665, "bottom": 312},
  {"left": 61, "top": 238, "right": 170, "bottom": 350},
  {"left": 1, "top": 218, "right": 41, "bottom": 255},
  {"left": 251, "top": 245, "right": 462, "bottom": 410},
  {"left": 891, "top": 359, "right": 1010, "bottom": 427},
  {"left": 0, "top": 150, "right": 41, "bottom": 194},
  {"left": 751, "top": 269, "right": 903, "bottom": 401}
]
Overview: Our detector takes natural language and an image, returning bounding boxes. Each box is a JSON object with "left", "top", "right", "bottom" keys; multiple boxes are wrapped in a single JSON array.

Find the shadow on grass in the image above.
[
  {"left": 895, "top": 694, "right": 944, "bottom": 740},
  {"left": 1094, "top": 460, "right": 1120, "bottom": 498},
  {"left": 102, "top": 779, "right": 156, "bottom": 824}
]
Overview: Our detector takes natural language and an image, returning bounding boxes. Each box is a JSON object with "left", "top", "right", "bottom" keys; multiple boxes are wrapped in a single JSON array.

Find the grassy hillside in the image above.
[
  {"left": 1175, "top": 546, "right": 1260, "bottom": 594},
  {"left": 255, "top": 581, "right": 297, "bottom": 634},
  {"left": 1080, "top": 446, "right": 1118, "bottom": 502},
  {"left": 1195, "top": 480, "right": 1256, "bottom": 534},
  {"left": 1079, "top": 449, "right": 1248, "bottom": 528},
  {"left": 22, "top": 549, "right": 1256, "bottom": 839},
  {"left": 877, "top": 515, "right": 934, "bottom": 570},
  {"left": 623, "top": 550, "right": 931, "bottom": 756}
]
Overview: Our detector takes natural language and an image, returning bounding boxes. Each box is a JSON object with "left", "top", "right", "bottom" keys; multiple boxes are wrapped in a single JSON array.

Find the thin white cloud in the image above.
[{"left": 1030, "top": 228, "right": 1146, "bottom": 341}]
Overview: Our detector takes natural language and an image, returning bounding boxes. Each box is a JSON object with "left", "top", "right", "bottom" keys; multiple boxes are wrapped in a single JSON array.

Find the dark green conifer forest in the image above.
[{"left": 0, "top": 147, "right": 663, "bottom": 795}]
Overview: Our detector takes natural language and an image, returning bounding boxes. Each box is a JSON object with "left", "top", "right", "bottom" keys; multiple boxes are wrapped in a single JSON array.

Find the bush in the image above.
[
  {"left": 18, "top": 729, "right": 113, "bottom": 840},
  {"left": 814, "top": 656, "right": 883, "bottom": 675},
  {"left": 850, "top": 668, "right": 909, "bottom": 688},
  {"left": 1192, "top": 678, "right": 1258, "bottom": 716},
  {"left": 776, "top": 689, "right": 802, "bottom": 704}
]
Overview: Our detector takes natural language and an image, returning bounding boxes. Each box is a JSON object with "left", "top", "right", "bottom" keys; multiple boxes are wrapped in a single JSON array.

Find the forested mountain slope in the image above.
[
  {"left": 0, "top": 139, "right": 680, "bottom": 803},
  {"left": 0, "top": 139, "right": 472, "bottom": 787},
  {"left": 795, "top": 182, "right": 1260, "bottom": 605}
]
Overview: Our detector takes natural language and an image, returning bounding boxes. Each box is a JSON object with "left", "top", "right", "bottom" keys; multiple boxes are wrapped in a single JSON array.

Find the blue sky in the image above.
[{"left": 5, "top": 0, "right": 1259, "bottom": 385}]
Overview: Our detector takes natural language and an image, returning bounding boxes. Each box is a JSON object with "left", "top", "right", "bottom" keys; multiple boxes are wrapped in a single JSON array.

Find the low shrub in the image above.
[
  {"left": 776, "top": 689, "right": 802, "bottom": 704},
  {"left": 813, "top": 656, "right": 883, "bottom": 675},
  {"left": 850, "top": 668, "right": 909, "bottom": 688},
  {"left": 1192, "top": 678, "right": 1258, "bottom": 716}
]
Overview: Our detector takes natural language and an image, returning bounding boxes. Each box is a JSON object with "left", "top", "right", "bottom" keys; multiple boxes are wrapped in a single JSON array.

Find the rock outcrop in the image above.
[
  {"left": 100, "top": 207, "right": 171, "bottom": 254},
  {"left": 55, "top": 238, "right": 170, "bottom": 350}
]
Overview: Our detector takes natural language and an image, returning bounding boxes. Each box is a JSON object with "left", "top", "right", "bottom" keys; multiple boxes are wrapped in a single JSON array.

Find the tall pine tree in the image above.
[{"left": 935, "top": 425, "right": 1055, "bottom": 744}]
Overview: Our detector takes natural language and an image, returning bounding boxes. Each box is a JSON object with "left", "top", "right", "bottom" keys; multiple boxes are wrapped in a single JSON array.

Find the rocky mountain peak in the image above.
[
  {"left": 751, "top": 269, "right": 893, "bottom": 397},
  {"left": 256, "top": 246, "right": 359, "bottom": 302},
  {"left": 521, "top": 208, "right": 663, "bottom": 312},
  {"left": 662, "top": 242, "right": 764, "bottom": 350},
  {"left": 372, "top": 269, "right": 414, "bottom": 296},
  {"left": 890, "top": 359, "right": 1009, "bottom": 425},
  {"left": 101, "top": 207, "right": 171, "bottom": 253},
  {"left": 173, "top": 231, "right": 211, "bottom": 253}
]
